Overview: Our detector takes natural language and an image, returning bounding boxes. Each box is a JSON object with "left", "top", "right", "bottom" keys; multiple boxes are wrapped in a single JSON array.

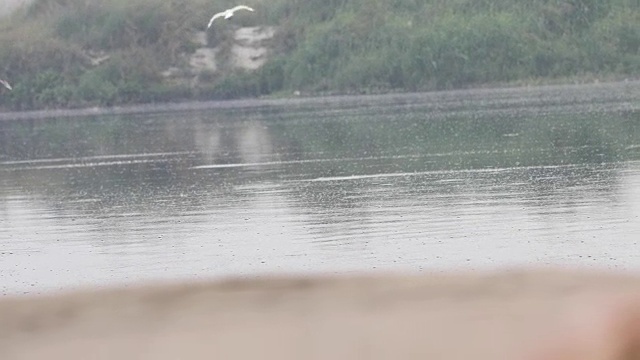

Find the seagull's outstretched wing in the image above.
[
  {"left": 229, "top": 5, "right": 254, "bottom": 13},
  {"left": 0, "top": 79, "right": 12, "bottom": 91},
  {"left": 207, "top": 11, "right": 227, "bottom": 28}
]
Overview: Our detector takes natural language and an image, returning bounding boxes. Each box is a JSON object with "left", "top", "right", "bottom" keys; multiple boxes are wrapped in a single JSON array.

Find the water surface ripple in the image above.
[{"left": 1, "top": 82, "right": 640, "bottom": 295}]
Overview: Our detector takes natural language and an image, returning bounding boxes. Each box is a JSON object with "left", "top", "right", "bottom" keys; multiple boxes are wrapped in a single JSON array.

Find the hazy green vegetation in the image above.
[{"left": 0, "top": 0, "right": 639, "bottom": 110}]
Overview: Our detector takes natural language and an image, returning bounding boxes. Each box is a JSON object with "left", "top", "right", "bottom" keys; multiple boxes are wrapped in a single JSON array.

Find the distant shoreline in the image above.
[
  {"left": 1, "top": 78, "right": 639, "bottom": 122},
  {"left": 3, "top": 1, "right": 639, "bottom": 114}
]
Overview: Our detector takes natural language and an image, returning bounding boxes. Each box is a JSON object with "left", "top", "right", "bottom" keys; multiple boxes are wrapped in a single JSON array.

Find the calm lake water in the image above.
[{"left": 2, "top": 82, "right": 640, "bottom": 296}]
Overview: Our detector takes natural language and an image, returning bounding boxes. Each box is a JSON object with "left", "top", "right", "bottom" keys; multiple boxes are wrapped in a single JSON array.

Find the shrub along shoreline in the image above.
[{"left": 0, "top": 0, "right": 638, "bottom": 111}]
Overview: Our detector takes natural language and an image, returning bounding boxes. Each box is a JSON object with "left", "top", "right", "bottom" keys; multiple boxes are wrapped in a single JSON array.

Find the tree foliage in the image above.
[{"left": 0, "top": 0, "right": 638, "bottom": 110}]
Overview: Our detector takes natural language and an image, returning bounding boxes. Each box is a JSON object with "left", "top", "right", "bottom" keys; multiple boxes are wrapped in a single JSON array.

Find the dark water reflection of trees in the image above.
[{"left": 1, "top": 99, "right": 639, "bottom": 224}]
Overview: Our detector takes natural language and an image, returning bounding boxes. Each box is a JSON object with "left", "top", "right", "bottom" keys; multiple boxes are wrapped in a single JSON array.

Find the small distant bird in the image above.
[
  {"left": 0, "top": 79, "right": 11, "bottom": 91},
  {"left": 207, "top": 5, "right": 255, "bottom": 28}
]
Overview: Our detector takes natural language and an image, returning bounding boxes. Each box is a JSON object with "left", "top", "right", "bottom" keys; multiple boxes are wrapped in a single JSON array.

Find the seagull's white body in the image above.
[
  {"left": 0, "top": 79, "right": 11, "bottom": 91},
  {"left": 207, "top": 5, "right": 255, "bottom": 28}
]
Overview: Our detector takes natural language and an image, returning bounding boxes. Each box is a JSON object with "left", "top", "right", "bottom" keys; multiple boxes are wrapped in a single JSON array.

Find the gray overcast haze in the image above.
[{"left": 0, "top": 0, "right": 31, "bottom": 17}]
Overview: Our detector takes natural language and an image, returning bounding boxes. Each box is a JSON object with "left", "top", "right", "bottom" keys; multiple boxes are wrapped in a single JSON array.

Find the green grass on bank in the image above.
[{"left": 0, "top": 0, "right": 639, "bottom": 110}]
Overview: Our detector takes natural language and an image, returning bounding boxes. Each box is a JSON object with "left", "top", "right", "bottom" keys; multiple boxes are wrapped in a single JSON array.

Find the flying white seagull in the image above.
[
  {"left": 207, "top": 5, "right": 255, "bottom": 28},
  {"left": 0, "top": 79, "right": 11, "bottom": 91}
]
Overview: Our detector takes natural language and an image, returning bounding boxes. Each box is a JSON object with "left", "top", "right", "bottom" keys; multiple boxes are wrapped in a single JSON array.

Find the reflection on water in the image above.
[{"left": 1, "top": 83, "right": 640, "bottom": 295}]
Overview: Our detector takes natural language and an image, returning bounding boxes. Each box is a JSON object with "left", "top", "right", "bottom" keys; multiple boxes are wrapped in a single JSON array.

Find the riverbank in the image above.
[
  {"left": 1, "top": 79, "right": 639, "bottom": 122},
  {"left": 2, "top": 268, "right": 640, "bottom": 359},
  {"left": 0, "top": 0, "right": 638, "bottom": 111}
]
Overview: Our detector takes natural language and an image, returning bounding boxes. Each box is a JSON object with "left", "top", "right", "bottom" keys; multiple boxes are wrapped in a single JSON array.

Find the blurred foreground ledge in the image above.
[{"left": 2, "top": 268, "right": 640, "bottom": 360}]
